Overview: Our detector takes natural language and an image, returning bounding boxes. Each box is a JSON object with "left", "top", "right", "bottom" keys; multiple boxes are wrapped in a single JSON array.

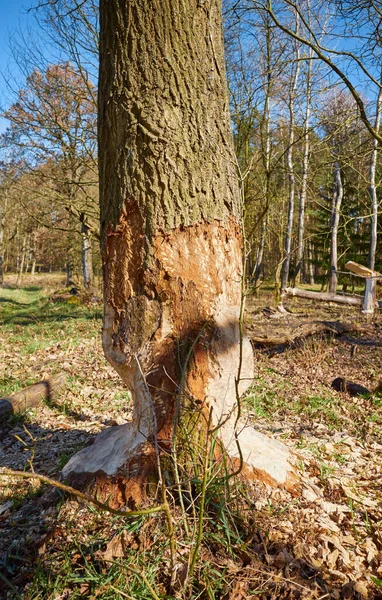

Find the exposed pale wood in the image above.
[
  {"left": 345, "top": 261, "right": 377, "bottom": 278},
  {"left": 0, "top": 374, "right": 66, "bottom": 416},
  {"left": 362, "top": 278, "right": 377, "bottom": 314},
  {"left": 283, "top": 287, "right": 362, "bottom": 306}
]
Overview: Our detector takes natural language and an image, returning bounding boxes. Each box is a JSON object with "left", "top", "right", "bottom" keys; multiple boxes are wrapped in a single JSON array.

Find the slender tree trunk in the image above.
[
  {"left": 253, "top": 215, "right": 267, "bottom": 286},
  {"left": 25, "top": 236, "right": 31, "bottom": 274},
  {"left": 29, "top": 233, "right": 36, "bottom": 276},
  {"left": 329, "top": 162, "right": 343, "bottom": 294},
  {"left": 254, "top": 15, "right": 272, "bottom": 289},
  {"left": 63, "top": 0, "right": 296, "bottom": 497},
  {"left": 281, "top": 15, "right": 300, "bottom": 291},
  {"left": 368, "top": 85, "right": 382, "bottom": 271},
  {"left": 0, "top": 191, "right": 6, "bottom": 286},
  {"left": 295, "top": 55, "right": 312, "bottom": 285},
  {"left": 81, "top": 222, "right": 93, "bottom": 289},
  {"left": 307, "top": 239, "right": 315, "bottom": 285},
  {"left": 66, "top": 249, "right": 74, "bottom": 286},
  {"left": 16, "top": 235, "right": 27, "bottom": 287}
]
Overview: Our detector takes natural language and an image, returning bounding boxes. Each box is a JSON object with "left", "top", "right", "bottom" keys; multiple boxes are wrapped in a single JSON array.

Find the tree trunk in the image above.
[
  {"left": 362, "top": 278, "right": 377, "bottom": 314},
  {"left": 295, "top": 55, "right": 312, "bottom": 286},
  {"left": 63, "top": 0, "right": 296, "bottom": 497},
  {"left": 16, "top": 234, "right": 27, "bottom": 287},
  {"left": 307, "top": 239, "right": 315, "bottom": 285},
  {"left": 329, "top": 162, "right": 343, "bottom": 294},
  {"left": 0, "top": 191, "right": 6, "bottom": 286},
  {"left": 253, "top": 16, "right": 272, "bottom": 290},
  {"left": 25, "top": 236, "right": 31, "bottom": 274},
  {"left": 281, "top": 16, "right": 301, "bottom": 291},
  {"left": 368, "top": 85, "right": 382, "bottom": 271},
  {"left": 252, "top": 215, "right": 267, "bottom": 287},
  {"left": 66, "top": 254, "right": 73, "bottom": 285},
  {"left": 81, "top": 222, "right": 93, "bottom": 289},
  {"left": 29, "top": 233, "right": 37, "bottom": 276}
]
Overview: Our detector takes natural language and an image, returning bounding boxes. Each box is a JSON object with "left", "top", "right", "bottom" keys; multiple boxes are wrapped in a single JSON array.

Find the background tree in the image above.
[{"left": 2, "top": 61, "right": 98, "bottom": 287}]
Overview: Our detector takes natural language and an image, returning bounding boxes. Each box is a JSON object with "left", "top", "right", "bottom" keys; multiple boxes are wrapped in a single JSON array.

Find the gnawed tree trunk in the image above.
[
  {"left": 64, "top": 0, "right": 297, "bottom": 498},
  {"left": 362, "top": 278, "right": 377, "bottom": 314}
]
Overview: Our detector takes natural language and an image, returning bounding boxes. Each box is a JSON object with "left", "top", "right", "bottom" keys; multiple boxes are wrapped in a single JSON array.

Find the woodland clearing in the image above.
[{"left": 0, "top": 274, "right": 381, "bottom": 600}]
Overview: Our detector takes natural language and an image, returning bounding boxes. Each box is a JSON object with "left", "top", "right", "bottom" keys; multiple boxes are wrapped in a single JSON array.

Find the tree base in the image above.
[{"left": 62, "top": 419, "right": 299, "bottom": 504}]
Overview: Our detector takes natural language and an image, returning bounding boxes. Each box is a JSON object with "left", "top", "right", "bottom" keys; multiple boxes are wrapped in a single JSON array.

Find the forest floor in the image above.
[{"left": 0, "top": 274, "right": 381, "bottom": 600}]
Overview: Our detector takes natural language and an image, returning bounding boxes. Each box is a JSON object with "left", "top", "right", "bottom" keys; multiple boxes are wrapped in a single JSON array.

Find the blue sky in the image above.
[{"left": 0, "top": 0, "right": 33, "bottom": 133}]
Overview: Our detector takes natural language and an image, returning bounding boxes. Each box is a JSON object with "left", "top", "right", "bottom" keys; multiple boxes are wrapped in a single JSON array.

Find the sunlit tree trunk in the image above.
[
  {"left": 253, "top": 215, "right": 267, "bottom": 287},
  {"left": 281, "top": 14, "right": 300, "bottom": 291},
  {"left": 295, "top": 54, "right": 312, "bottom": 285},
  {"left": 16, "top": 234, "right": 27, "bottom": 287},
  {"left": 0, "top": 190, "right": 7, "bottom": 286},
  {"left": 81, "top": 221, "right": 93, "bottom": 289},
  {"left": 368, "top": 84, "right": 382, "bottom": 271},
  {"left": 307, "top": 239, "right": 315, "bottom": 285},
  {"left": 329, "top": 162, "right": 343, "bottom": 294}
]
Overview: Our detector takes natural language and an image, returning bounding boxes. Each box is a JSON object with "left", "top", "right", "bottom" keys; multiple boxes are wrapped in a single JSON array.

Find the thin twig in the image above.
[{"left": 0, "top": 469, "right": 166, "bottom": 518}]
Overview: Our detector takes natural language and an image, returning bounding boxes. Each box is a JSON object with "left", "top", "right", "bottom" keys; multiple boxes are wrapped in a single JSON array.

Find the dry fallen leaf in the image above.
[{"left": 96, "top": 530, "right": 132, "bottom": 561}]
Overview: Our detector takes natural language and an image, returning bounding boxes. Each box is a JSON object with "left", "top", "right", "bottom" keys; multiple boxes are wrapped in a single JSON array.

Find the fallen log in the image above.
[
  {"left": 331, "top": 377, "right": 370, "bottom": 397},
  {"left": 0, "top": 374, "right": 66, "bottom": 418},
  {"left": 249, "top": 320, "right": 360, "bottom": 347},
  {"left": 282, "top": 287, "right": 363, "bottom": 306}
]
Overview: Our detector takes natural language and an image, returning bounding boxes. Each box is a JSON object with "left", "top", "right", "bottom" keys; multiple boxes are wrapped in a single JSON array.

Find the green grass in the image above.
[
  {"left": 244, "top": 378, "right": 354, "bottom": 430},
  {"left": 0, "top": 285, "right": 103, "bottom": 397}
]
